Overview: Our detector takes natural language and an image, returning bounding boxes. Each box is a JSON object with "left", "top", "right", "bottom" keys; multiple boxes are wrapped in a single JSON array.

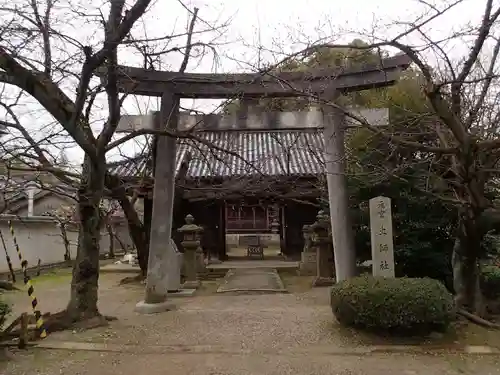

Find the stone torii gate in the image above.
[{"left": 103, "top": 54, "right": 411, "bottom": 313}]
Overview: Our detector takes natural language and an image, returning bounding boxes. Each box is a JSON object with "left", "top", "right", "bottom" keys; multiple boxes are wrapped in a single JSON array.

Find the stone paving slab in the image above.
[
  {"left": 208, "top": 260, "right": 299, "bottom": 269},
  {"left": 100, "top": 263, "right": 141, "bottom": 274},
  {"left": 168, "top": 288, "right": 196, "bottom": 297},
  {"left": 217, "top": 268, "right": 287, "bottom": 294}
]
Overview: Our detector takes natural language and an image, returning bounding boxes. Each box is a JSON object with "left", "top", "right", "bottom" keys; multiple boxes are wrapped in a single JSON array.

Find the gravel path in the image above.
[{"left": 2, "top": 271, "right": 500, "bottom": 374}]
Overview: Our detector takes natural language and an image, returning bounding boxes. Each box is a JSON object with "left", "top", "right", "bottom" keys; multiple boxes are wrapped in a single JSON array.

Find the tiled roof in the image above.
[
  {"left": 109, "top": 129, "right": 325, "bottom": 179},
  {"left": 107, "top": 154, "right": 153, "bottom": 179}
]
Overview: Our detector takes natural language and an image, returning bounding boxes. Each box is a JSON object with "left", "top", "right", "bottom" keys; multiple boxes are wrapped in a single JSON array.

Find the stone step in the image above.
[{"left": 200, "top": 269, "right": 227, "bottom": 280}]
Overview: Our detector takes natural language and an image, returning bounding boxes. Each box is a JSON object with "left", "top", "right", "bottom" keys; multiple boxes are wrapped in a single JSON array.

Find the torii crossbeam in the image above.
[{"left": 101, "top": 54, "right": 410, "bottom": 97}]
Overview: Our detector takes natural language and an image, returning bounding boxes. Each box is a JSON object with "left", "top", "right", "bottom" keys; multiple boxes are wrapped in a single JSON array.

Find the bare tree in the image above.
[
  {"left": 0, "top": 0, "right": 227, "bottom": 328},
  {"left": 269, "top": 0, "right": 500, "bottom": 318},
  {"left": 0, "top": 0, "right": 154, "bottom": 327}
]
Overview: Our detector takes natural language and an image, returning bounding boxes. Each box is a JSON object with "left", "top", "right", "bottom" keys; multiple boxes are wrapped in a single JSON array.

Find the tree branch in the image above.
[
  {"left": 178, "top": 7, "right": 199, "bottom": 73},
  {"left": 0, "top": 47, "right": 97, "bottom": 158},
  {"left": 450, "top": 0, "right": 500, "bottom": 131},
  {"left": 96, "top": 0, "right": 126, "bottom": 152}
]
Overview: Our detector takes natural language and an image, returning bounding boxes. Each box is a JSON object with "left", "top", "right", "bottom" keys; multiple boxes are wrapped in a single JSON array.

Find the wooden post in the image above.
[
  {"left": 322, "top": 96, "right": 357, "bottom": 282},
  {"left": 280, "top": 205, "right": 286, "bottom": 256},
  {"left": 219, "top": 201, "right": 227, "bottom": 261},
  {"left": 18, "top": 313, "right": 28, "bottom": 349},
  {"left": 135, "top": 92, "right": 179, "bottom": 313}
]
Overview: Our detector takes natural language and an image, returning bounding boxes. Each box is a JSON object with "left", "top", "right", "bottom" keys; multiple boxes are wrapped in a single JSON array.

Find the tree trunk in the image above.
[
  {"left": 452, "top": 212, "right": 485, "bottom": 316},
  {"left": 113, "top": 230, "right": 127, "bottom": 253},
  {"left": 66, "top": 154, "right": 105, "bottom": 321},
  {"left": 118, "top": 196, "right": 148, "bottom": 276},
  {"left": 60, "top": 223, "right": 71, "bottom": 262}
]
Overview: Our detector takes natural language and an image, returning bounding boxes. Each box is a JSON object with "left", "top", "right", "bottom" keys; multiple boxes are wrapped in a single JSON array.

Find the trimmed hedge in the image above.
[
  {"left": 330, "top": 276, "right": 455, "bottom": 334},
  {"left": 481, "top": 265, "right": 500, "bottom": 299}
]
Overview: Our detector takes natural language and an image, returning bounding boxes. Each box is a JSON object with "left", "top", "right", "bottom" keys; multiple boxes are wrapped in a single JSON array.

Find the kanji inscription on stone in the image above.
[{"left": 369, "top": 196, "right": 395, "bottom": 278}]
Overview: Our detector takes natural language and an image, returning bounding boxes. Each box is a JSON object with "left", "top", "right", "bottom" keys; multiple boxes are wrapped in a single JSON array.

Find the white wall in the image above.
[
  {"left": 14, "top": 194, "right": 75, "bottom": 217},
  {"left": 99, "top": 221, "right": 135, "bottom": 253},
  {"left": 0, "top": 216, "right": 79, "bottom": 273}
]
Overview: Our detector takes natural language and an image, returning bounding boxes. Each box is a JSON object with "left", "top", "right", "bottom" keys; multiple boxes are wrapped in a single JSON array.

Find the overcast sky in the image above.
[
  {"left": 0, "top": 0, "right": 488, "bottom": 166},
  {"left": 114, "top": 0, "right": 484, "bottom": 163}
]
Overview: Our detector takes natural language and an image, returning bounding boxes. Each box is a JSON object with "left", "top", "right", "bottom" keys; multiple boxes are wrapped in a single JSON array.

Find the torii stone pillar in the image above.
[
  {"left": 135, "top": 92, "right": 179, "bottom": 314},
  {"left": 321, "top": 96, "right": 357, "bottom": 282}
]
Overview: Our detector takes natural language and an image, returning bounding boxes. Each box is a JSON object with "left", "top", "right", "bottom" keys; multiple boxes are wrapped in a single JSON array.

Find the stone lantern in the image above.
[
  {"left": 311, "top": 210, "right": 335, "bottom": 286},
  {"left": 299, "top": 224, "right": 316, "bottom": 275},
  {"left": 178, "top": 214, "right": 203, "bottom": 289},
  {"left": 302, "top": 224, "right": 313, "bottom": 251}
]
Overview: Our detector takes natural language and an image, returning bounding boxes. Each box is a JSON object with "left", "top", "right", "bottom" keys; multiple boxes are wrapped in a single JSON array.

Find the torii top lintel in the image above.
[{"left": 101, "top": 54, "right": 411, "bottom": 98}]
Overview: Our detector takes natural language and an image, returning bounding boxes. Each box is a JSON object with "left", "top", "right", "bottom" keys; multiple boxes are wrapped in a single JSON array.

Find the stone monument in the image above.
[
  {"left": 166, "top": 238, "right": 182, "bottom": 292},
  {"left": 369, "top": 196, "right": 395, "bottom": 278}
]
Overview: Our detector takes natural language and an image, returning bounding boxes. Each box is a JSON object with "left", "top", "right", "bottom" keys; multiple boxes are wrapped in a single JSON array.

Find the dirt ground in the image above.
[{"left": 2, "top": 269, "right": 500, "bottom": 375}]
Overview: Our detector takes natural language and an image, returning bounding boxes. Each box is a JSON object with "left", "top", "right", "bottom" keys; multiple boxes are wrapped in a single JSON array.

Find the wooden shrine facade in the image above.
[
  {"left": 109, "top": 127, "right": 325, "bottom": 260},
  {"left": 225, "top": 201, "right": 274, "bottom": 233}
]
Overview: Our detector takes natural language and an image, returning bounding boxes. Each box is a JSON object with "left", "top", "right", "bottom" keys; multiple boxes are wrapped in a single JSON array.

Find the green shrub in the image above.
[
  {"left": 330, "top": 276, "right": 455, "bottom": 334},
  {"left": 0, "top": 298, "right": 10, "bottom": 329},
  {"left": 481, "top": 265, "right": 500, "bottom": 299}
]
